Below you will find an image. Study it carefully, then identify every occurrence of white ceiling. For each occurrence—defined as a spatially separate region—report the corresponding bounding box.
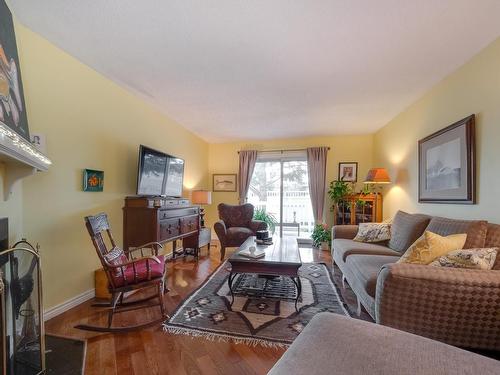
[9,1,500,142]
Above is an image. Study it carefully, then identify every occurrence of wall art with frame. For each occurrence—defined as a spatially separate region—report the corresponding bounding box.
[418,115,475,204]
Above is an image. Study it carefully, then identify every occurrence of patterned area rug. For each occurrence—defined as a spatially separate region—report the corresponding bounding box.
[163,262,349,347]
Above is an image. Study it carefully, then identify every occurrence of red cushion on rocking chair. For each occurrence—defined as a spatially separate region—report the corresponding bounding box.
[104,247,129,276]
[112,255,165,287]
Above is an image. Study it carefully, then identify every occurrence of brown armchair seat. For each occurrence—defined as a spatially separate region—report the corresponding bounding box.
[214,203,267,260]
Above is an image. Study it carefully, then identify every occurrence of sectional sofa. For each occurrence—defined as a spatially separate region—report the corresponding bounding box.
[331,211,500,351]
[268,313,500,375]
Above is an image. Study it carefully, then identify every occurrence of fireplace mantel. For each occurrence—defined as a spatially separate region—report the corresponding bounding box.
[0,123,52,201]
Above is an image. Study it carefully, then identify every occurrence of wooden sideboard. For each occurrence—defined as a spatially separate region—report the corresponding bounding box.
[123,196,200,256]
[333,193,383,225]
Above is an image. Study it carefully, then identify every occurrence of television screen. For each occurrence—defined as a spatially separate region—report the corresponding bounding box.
[164,157,185,197]
[137,146,168,196]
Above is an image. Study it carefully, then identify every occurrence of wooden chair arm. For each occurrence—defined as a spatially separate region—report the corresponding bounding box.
[104,255,161,268]
[127,242,163,258]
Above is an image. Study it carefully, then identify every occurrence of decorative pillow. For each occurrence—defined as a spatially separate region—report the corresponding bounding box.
[388,211,431,253]
[398,231,467,265]
[104,246,128,276]
[425,217,488,249]
[354,223,391,243]
[430,248,498,270]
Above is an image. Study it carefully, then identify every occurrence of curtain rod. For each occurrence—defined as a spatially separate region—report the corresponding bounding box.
[237,147,330,154]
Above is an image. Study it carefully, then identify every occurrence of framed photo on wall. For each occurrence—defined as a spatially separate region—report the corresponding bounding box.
[338,162,358,182]
[83,169,104,192]
[418,115,476,204]
[213,174,237,192]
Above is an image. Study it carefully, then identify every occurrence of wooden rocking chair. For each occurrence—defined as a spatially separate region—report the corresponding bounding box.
[75,213,169,332]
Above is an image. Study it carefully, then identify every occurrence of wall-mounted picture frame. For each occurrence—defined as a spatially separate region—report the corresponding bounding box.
[418,115,476,204]
[0,0,30,141]
[213,174,237,192]
[338,162,358,182]
[83,169,104,192]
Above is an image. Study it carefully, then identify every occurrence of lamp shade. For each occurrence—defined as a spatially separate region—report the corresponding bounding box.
[364,168,391,184]
[192,190,212,205]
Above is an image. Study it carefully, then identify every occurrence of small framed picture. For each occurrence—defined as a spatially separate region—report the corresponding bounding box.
[83,169,104,192]
[31,133,47,153]
[213,174,237,192]
[338,162,358,182]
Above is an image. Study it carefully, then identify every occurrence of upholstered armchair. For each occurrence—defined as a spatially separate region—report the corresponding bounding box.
[214,203,267,260]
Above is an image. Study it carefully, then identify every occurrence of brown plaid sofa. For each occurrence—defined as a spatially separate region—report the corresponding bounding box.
[332,211,500,351]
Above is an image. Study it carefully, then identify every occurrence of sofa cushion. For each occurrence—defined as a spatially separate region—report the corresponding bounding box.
[426,217,488,248]
[485,223,500,248]
[333,239,401,262]
[388,211,431,253]
[398,231,467,265]
[268,313,500,375]
[354,223,391,243]
[485,224,500,269]
[430,248,498,270]
[346,254,400,297]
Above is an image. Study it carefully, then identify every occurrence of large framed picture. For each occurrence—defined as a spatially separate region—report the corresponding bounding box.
[338,162,358,182]
[0,0,30,140]
[418,115,476,204]
[213,174,237,192]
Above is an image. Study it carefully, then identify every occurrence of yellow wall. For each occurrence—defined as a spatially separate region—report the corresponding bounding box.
[0,164,23,242]
[374,37,500,223]
[12,22,209,309]
[206,135,374,228]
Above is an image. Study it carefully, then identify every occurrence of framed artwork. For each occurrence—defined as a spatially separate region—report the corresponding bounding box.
[83,169,104,192]
[418,115,476,204]
[338,162,358,182]
[213,174,237,192]
[0,0,30,140]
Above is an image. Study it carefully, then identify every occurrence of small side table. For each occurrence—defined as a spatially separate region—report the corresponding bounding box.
[182,227,212,259]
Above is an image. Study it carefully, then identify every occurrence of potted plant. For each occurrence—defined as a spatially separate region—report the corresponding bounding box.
[253,208,278,235]
[328,180,354,207]
[311,223,331,250]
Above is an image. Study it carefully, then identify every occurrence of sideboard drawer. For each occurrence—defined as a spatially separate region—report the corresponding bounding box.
[180,215,199,234]
[160,218,180,240]
[159,207,199,220]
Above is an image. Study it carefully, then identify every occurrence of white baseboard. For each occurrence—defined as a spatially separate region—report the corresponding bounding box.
[44,289,95,321]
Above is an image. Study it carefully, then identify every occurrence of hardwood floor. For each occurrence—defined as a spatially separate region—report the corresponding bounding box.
[46,244,335,375]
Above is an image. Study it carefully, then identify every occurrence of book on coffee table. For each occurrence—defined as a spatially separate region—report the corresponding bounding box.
[238,249,266,259]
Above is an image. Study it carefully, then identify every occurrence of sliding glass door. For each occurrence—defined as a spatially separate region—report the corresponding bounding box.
[247,152,314,238]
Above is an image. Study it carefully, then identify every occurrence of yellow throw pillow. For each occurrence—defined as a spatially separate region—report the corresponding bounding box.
[398,231,467,265]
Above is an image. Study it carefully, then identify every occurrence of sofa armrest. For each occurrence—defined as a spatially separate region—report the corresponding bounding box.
[249,219,267,233]
[375,263,500,350]
[332,225,359,240]
[214,220,227,245]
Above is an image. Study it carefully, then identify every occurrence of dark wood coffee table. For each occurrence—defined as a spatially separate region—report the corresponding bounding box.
[227,236,303,311]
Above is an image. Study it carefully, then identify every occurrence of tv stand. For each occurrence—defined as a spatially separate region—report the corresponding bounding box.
[123,196,200,258]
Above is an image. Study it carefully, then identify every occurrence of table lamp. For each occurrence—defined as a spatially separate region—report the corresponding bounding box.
[364,168,391,185]
[192,190,212,228]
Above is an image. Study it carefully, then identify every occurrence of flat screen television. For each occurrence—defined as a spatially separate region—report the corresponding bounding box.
[136,145,185,197]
